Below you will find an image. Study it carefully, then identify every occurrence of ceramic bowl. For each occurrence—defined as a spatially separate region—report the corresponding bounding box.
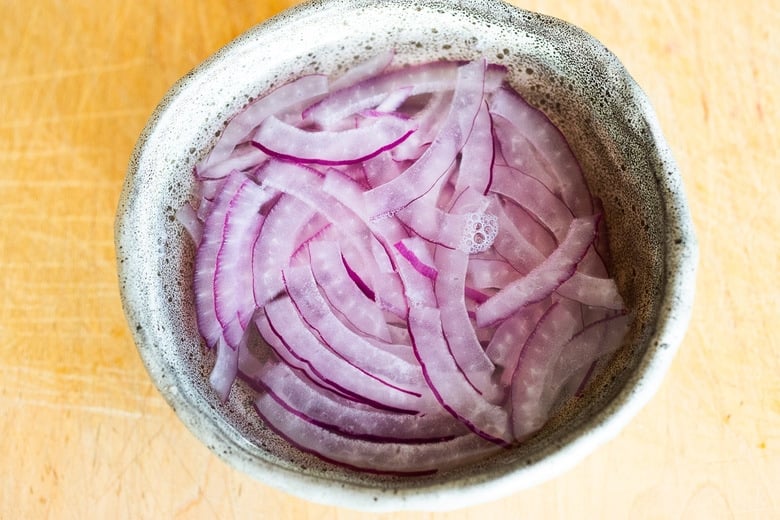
[115,0,698,511]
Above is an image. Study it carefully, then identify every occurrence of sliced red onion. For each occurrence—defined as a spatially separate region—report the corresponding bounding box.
[375,86,414,113]
[537,312,633,410]
[489,87,592,216]
[253,312,355,399]
[209,336,239,402]
[489,198,548,274]
[466,256,519,290]
[396,186,497,253]
[214,179,276,347]
[308,240,392,342]
[252,361,466,443]
[455,101,495,195]
[475,215,598,328]
[200,74,329,174]
[283,265,422,381]
[254,392,502,476]
[394,238,437,280]
[304,60,462,126]
[252,114,416,166]
[391,90,452,161]
[491,115,558,192]
[408,306,512,445]
[490,163,573,241]
[262,298,424,413]
[328,50,395,92]
[486,299,551,388]
[197,144,267,182]
[500,198,558,256]
[364,59,487,219]
[393,238,437,308]
[194,171,246,347]
[185,56,632,474]
[434,245,502,404]
[510,299,580,439]
[251,195,317,307]
[557,271,625,310]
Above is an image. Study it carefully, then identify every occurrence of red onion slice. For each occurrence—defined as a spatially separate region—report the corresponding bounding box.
[209,336,240,402]
[308,240,393,342]
[364,59,487,219]
[304,60,461,126]
[434,245,502,404]
[489,87,592,216]
[475,215,598,328]
[537,311,633,411]
[486,299,551,388]
[252,361,466,443]
[214,179,276,347]
[328,50,395,92]
[490,163,573,241]
[252,114,416,165]
[408,306,512,445]
[510,299,580,439]
[261,298,424,413]
[456,100,496,195]
[254,392,502,476]
[194,171,246,347]
[283,265,421,379]
[251,195,317,307]
[200,74,329,175]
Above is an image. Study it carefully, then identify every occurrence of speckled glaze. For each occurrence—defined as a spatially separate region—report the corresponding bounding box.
[115,0,698,512]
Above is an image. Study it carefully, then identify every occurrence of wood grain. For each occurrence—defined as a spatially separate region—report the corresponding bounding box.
[1,0,777,518]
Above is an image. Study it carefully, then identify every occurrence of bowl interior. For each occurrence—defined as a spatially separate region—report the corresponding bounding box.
[116,0,696,511]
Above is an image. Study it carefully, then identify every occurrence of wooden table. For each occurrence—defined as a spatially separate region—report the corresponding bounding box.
[1,1,777,518]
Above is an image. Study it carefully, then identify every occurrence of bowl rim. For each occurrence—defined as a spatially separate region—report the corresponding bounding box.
[115,0,698,511]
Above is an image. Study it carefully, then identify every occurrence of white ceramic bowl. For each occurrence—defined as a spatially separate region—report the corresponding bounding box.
[115,0,698,511]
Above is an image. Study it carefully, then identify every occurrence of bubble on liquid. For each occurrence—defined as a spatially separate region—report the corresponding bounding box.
[458,212,498,254]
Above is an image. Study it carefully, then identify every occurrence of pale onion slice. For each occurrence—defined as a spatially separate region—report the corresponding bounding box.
[193,171,245,348]
[199,74,329,175]
[363,59,488,219]
[282,265,421,379]
[408,306,512,445]
[213,179,276,347]
[485,299,551,388]
[252,114,416,165]
[262,298,425,414]
[535,311,633,413]
[475,215,598,328]
[434,245,502,404]
[175,202,202,245]
[489,87,592,216]
[308,240,393,342]
[251,361,467,443]
[327,50,395,92]
[490,163,574,241]
[254,391,502,476]
[250,195,317,307]
[510,299,581,439]
[303,60,462,127]
[455,100,496,195]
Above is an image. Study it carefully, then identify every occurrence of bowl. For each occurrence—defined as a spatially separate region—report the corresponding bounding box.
[115,0,698,512]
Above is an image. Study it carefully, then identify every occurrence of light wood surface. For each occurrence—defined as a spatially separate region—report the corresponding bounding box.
[1,1,777,518]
